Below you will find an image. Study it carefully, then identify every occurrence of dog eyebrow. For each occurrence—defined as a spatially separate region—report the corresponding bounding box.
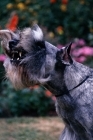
[32,24,43,41]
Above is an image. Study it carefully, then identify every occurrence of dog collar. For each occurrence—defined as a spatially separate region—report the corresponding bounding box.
[55,75,90,97]
[69,75,89,91]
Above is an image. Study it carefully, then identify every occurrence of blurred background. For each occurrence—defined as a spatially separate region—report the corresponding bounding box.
[0,0,93,117]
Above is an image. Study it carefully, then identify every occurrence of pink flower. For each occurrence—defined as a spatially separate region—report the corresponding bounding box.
[75,56,87,63]
[78,39,86,46]
[71,43,77,49]
[57,44,64,49]
[72,49,80,57]
[73,46,93,57]
[74,38,86,46]
[0,54,6,62]
[80,46,93,56]
[57,39,93,63]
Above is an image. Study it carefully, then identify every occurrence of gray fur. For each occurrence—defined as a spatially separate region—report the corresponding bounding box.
[1,25,93,140]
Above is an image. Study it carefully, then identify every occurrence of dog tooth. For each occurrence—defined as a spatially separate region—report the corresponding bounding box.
[17,58,19,60]
[19,52,22,57]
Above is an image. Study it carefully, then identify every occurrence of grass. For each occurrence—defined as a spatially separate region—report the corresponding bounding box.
[0,117,65,140]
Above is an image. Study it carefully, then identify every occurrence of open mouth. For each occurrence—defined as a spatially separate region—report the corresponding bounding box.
[5,48,27,64]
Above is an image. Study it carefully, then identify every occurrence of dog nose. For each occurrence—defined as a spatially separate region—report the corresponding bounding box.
[9,39,19,49]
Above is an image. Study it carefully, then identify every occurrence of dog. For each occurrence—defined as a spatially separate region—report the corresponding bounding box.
[0,25,93,140]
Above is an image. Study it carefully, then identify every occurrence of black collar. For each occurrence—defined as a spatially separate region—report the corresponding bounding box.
[55,75,89,97]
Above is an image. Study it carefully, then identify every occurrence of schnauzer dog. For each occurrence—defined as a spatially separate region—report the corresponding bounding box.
[0,25,93,140]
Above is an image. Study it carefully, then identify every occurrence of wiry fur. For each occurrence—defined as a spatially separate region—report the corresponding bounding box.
[0,25,57,89]
[3,59,24,89]
[1,25,93,140]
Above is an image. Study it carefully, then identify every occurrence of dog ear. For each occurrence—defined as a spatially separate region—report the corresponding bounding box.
[57,42,73,65]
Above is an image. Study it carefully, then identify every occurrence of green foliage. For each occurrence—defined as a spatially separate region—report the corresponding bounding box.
[0,81,54,117]
[0,62,5,96]
[0,0,93,45]
[0,0,93,117]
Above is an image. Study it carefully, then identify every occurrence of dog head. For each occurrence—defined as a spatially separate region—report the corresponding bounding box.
[0,25,73,89]
[0,25,59,89]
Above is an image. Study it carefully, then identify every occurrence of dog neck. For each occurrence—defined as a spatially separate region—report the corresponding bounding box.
[64,60,91,92]
[44,60,91,97]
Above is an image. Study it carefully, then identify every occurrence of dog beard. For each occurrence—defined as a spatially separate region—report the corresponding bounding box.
[0,25,58,89]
